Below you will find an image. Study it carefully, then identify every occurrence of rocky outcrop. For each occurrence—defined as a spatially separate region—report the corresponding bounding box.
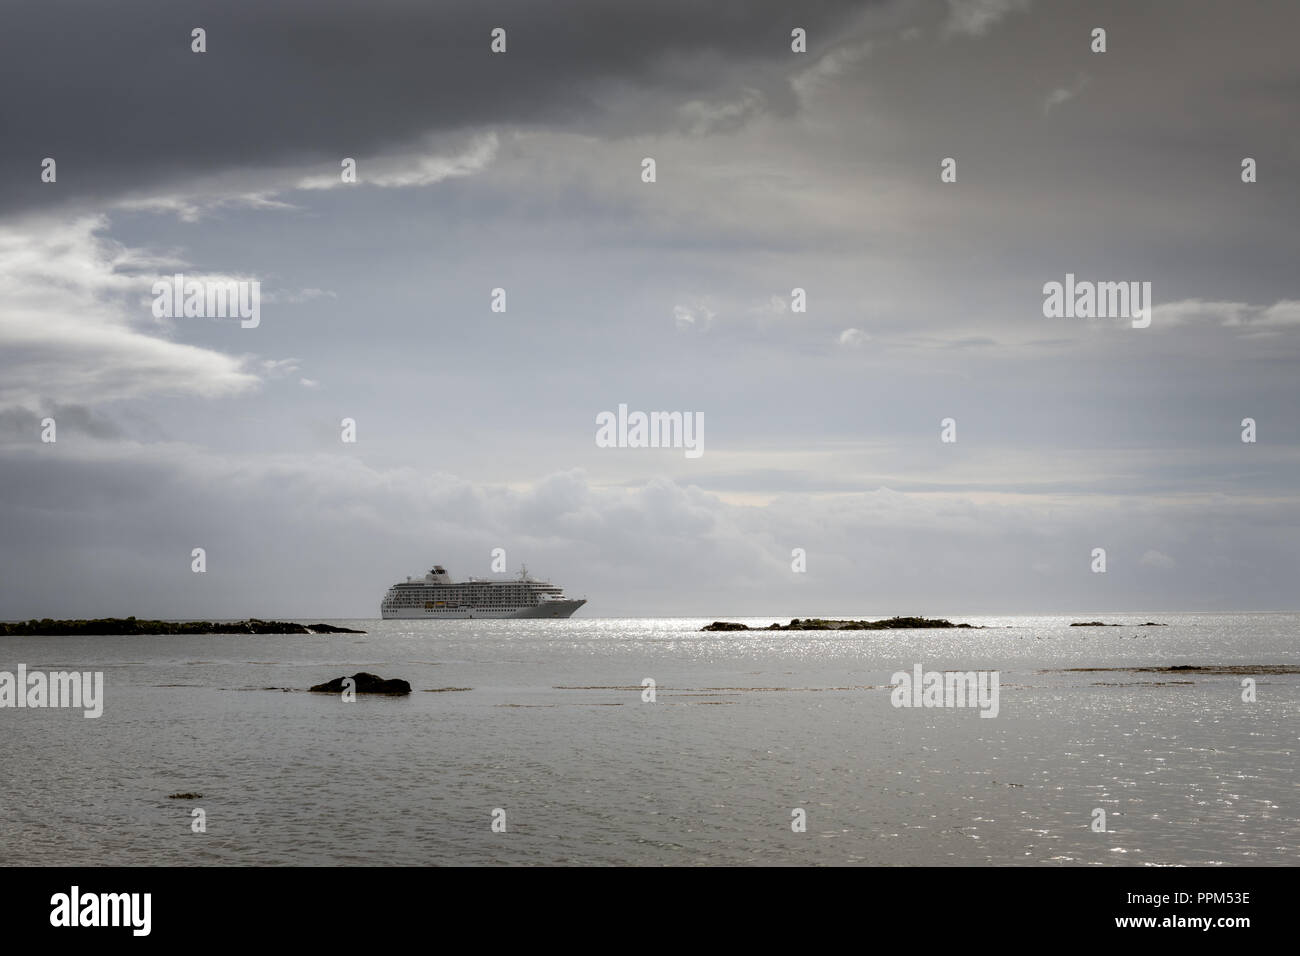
[0,618,365,636]
[309,672,411,695]
[1060,664,1298,675]
[703,616,975,631]
[1069,621,1166,627]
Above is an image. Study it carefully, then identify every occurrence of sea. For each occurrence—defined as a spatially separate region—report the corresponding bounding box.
[1,613,1295,866]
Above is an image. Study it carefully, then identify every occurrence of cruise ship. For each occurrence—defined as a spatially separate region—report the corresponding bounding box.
[380,564,586,619]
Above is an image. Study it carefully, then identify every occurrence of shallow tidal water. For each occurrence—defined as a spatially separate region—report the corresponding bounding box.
[1,613,1296,866]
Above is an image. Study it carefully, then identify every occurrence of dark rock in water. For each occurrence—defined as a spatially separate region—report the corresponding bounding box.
[792,616,968,630]
[704,616,975,632]
[167,792,203,799]
[309,672,411,695]
[1060,664,1299,676]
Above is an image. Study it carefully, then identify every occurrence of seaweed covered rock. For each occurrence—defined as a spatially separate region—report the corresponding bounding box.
[309,672,411,695]
[703,616,976,632]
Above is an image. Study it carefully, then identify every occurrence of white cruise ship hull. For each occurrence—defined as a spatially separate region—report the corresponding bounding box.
[382,599,586,620]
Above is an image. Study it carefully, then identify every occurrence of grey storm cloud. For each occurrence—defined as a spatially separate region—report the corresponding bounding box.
[0,0,872,216]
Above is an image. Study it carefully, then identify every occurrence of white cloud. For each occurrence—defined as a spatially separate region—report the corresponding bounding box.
[791,39,873,100]
[261,358,302,378]
[108,133,499,223]
[116,192,297,224]
[678,89,767,136]
[1153,298,1300,333]
[944,0,1032,37]
[839,328,869,347]
[673,301,717,330]
[296,133,499,191]
[0,215,261,413]
[1139,549,1176,569]
[260,287,338,305]
[1044,73,1090,113]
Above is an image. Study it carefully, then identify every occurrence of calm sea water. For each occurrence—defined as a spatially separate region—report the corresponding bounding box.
[1,613,1296,866]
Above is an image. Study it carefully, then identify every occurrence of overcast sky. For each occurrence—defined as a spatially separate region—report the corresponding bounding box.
[2,0,1298,618]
